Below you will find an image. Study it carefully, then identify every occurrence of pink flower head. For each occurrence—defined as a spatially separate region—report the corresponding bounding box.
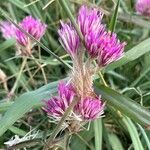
[135,0,150,16]
[85,24,105,58]
[15,16,47,54]
[15,28,29,47]
[20,16,47,40]
[58,21,80,58]
[43,82,75,120]
[97,32,126,67]
[0,21,16,39]
[76,97,105,120]
[78,5,103,36]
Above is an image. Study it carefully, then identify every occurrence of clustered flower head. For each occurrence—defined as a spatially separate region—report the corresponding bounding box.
[43,82,104,132]
[0,16,47,56]
[135,0,150,16]
[43,5,126,133]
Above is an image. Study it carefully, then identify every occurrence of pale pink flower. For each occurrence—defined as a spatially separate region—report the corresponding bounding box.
[0,21,16,39]
[135,0,150,16]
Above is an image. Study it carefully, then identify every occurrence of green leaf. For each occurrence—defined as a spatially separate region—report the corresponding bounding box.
[0,80,60,136]
[8,0,30,13]
[94,119,103,150]
[106,38,150,71]
[108,133,124,150]
[0,39,15,53]
[109,0,120,32]
[122,117,144,150]
[94,84,150,126]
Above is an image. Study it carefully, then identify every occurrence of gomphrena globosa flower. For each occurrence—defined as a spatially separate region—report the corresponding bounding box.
[77,5,103,37]
[43,5,126,133]
[135,0,150,16]
[0,16,47,56]
[43,82,104,132]
[0,21,16,39]
[15,16,47,56]
[97,32,126,67]
[43,82,75,122]
[58,21,80,58]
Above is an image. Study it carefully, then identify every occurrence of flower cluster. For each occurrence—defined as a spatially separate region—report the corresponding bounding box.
[0,16,46,56]
[58,5,126,67]
[43,5,126,132]
[135,0,150,16]
[43,82,104,132]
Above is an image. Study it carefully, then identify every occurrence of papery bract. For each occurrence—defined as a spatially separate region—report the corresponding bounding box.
[78,5,103,36]
[43,82,75,120]
[58,21,80,58]
[97,32,126,67]
[76,97,105,120]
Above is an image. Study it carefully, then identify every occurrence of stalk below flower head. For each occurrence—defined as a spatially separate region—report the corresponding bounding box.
[0,21,16,39]
[58,21,80,58]
[135,0,150,16]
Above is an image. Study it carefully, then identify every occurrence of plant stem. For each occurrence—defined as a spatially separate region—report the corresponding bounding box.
[9,57,27,96]
[98,71,108,87]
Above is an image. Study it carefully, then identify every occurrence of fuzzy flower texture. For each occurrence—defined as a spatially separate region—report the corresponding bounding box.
[0,16,46,56]
[135,0,150,16]
[43,5,126,132]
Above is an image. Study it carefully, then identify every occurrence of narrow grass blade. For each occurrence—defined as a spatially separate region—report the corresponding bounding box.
[122,117,144,150]
[108,133,124,150]
[95,84,150,126]
[0,80,60,136]
[94,119,103,150]
[109,0,120,32]
[106,38,150,71]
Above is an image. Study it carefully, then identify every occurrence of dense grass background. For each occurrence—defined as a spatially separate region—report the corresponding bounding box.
[0,0,150,149]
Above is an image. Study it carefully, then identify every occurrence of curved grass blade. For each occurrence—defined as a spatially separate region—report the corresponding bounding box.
[109,0,120,32]
[106,38,150,71]
[94,84,150,126]
[0,80,60,136]
[122,117,144,150]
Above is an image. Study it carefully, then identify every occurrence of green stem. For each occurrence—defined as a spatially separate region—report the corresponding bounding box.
[9,57,27,96]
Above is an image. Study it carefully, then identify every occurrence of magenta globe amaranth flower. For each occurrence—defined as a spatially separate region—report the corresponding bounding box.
[0,21,16,39]
[43,82,75,121]
[84,24,105,58]
[43,81,105,132]
[97,32,126,67]
[20,16,47,40]
[58,21,80,58]
[78,5,103,36]
[135,0,150,16]
[15,16,47,55]
[76,97,105,120]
